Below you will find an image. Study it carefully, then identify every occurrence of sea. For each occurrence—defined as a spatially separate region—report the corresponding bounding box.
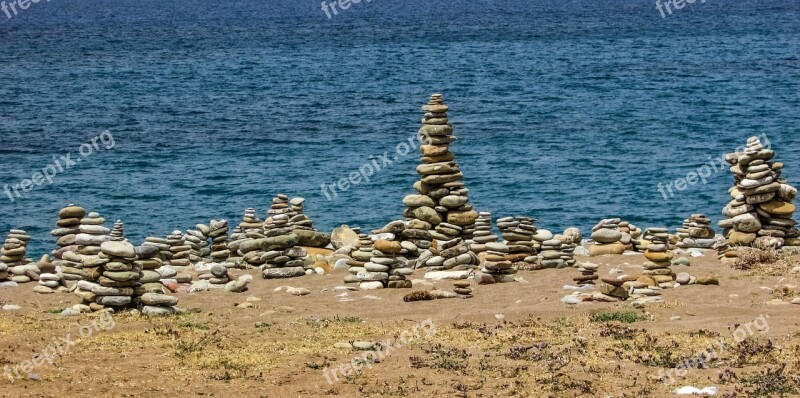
[0,0,798,255]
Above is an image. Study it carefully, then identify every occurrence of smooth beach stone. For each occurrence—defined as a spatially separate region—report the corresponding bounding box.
[374,240,403,254]
[759,200,796,216]
[141,293,178,306]
[411,206,442,225]
[59,206,86,219]
[96,296,132,306]
[402,195,436,208]
[142,306,176,317]
[103,271,140,282]
[101,241,136,258]
[364,262,390,272]
[588,242,625,256]
[591,229,622,243]
[262,266,306,279]
[439,195,468,208]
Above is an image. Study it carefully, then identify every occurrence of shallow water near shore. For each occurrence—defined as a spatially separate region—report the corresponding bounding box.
[0,0,798,255]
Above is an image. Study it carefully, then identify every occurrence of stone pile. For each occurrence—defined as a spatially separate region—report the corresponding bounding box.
[539,238,566,269]
[165,230,191,268]
[76,212,110,257]
[476,241,517,283]
[184,229,207,263]
[642,228,675,287]
[618,221,638,251]
[719,135,799,251]
[238,208,263,232]
[287,197,315,230]
[88,241,140,310]
[1,230,31,267]
[676,214,716,249]
[267,194,291,220]
[199,263,231,287]
[51,204,85,264]
[110,220,125,241]
[470,212,498,254]
[418,237,478,270]
[589,218,626,256]
[207,220,230,262]
[134,245,165,288]
[558,235,578,267]
[363,236,413,289]
[400,219,433,261]
[401,94,478,244]
[497,216,537,268]
[347,232,374,273]
[453,280,473,298]
[142,236,171,265]
[253,234,307,279]
[573,262,599,286]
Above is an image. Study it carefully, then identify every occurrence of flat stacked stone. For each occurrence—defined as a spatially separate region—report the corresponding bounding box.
[642,227,675,287]
[419,237,478,270]
[719,136,798,252]
[676,214,716,249]
[574,262,599,286]
[589,218,626,256]
[470,212,498,254]
[75,212,110,257]
[497,216,537,268]
[110,220,125,241]
[401,94,479,245]
[453,280,473,298]
[206,219,230,262]
[165,230,191,268]
[36,255,63,294]
[51,205,84,265]
[531,229,553,256]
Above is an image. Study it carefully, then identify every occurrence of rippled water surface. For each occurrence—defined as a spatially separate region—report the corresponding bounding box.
[0,0,798,254]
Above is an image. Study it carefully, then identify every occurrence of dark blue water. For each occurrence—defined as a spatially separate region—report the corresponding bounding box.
[1,0,798,255]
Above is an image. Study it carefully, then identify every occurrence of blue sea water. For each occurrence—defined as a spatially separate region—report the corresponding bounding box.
[0,0,798,255]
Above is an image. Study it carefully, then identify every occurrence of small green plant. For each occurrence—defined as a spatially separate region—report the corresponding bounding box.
[590,311,648,324]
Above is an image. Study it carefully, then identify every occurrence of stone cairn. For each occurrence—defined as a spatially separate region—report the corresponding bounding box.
[557,234,578,268]
[2,230,36,284]
[401,94,479,246]
[76,212,110,257]
[2,230,31,267]
[539,237,566,269]
[347,232,374,274]
[676,214,716,249]
[207,219,230,263]
[51,205,84,269]
[184,229,207,263]
[589,218,626,256]
[199,263,231,287]
[642,228,675,288]
[497,216,537,268]
[267,194,291,220]
[368,236,413,289]
[476,241,516,284]
[89,241,140,311]
[470,212,498,255]
[239,208,263,232]
[718,135,798,257]
[573,261,599,286]
[453,280,473,298]
[142,235,170,265]
[110,220,125,241]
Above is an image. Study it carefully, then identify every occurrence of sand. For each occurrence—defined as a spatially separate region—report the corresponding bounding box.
[1,251,799,398]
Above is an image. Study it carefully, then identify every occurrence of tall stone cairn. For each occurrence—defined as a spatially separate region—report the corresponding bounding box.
[110,220,125,241]
[718,135,799,255]
[402,94,479,247]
